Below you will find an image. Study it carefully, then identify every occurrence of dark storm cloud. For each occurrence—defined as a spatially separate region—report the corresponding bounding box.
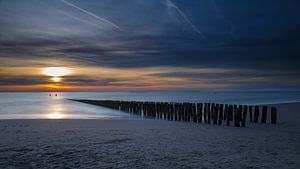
[0,0,300,90]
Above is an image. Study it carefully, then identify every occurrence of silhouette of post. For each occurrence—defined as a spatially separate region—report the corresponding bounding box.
[197,103,202,123]
[254,106,259,123]
[241,105,247,127]
[249,106,253,122]
[271,107,277,124]
[234,105,240,127]
[218,104,223,125]
[261,106,267,123]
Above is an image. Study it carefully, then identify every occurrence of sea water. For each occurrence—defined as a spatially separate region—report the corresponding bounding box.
[0,91,299,119]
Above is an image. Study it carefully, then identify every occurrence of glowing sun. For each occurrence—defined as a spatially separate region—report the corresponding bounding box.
[48,112,64,119]
[43,67,70,82]
[51,77,62,82]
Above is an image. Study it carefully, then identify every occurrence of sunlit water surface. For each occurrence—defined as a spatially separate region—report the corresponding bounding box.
[0,91,299,119]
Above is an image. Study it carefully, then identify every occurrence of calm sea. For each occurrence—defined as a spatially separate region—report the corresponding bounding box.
[0,91,299,119]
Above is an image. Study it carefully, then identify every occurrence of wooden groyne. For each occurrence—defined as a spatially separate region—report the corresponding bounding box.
[70,99,277,127]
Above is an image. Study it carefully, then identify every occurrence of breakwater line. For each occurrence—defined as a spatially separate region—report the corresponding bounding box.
[70,99,277,127]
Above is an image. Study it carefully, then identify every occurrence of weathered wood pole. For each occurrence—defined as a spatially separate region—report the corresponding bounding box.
[226,105,230,126]
[234,105,240,127]
[197,103,202,123]
[238,105,243,127]
[180,103,183,121]
[170,103,174,121]
[187,103,192,122]
[192,103,197,123]
[223,104,228,121]
[169,103,173,120]
[174,103,178,121]
[158,102,161,119]
[204,103,207,123]
[168,103,172,120]
[166,103,170,120]
[213,104,218,125]
[152,102,156,118]
[165,102,168,120]
[241,105,248,127]
[190,103,193,122]
[249,106,253,122]
[218,104,223,125]
[230,105,234,121]
[207,103,211,124]
[178,103,182,121]
[238,105,243,123]
[186,103,190,122]
[261,106,267,123]
[271,107,277,124]
[254,106,259,123]
[181,103,185,121]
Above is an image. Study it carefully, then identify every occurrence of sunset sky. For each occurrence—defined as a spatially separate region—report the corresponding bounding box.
[0,0,299,91]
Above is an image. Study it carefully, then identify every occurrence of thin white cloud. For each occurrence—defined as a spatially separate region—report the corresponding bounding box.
[57,9,106,30]
[164,0,206,39]
[61,0,122,31]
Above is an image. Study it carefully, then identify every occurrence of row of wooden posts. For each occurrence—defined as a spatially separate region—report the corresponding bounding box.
[73,100,277,127]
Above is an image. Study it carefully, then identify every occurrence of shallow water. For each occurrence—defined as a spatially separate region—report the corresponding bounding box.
[0,92,133,119]
[0,91,299,119]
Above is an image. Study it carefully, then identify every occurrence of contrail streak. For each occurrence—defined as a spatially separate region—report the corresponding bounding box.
[57,9,105,30]
[210,0,235,35]
[164,0,206,39]
[36,0,105,30]
[61,0,121,31]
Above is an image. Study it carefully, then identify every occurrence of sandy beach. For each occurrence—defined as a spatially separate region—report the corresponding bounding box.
[1,0,299,168]
[0,102,299,169]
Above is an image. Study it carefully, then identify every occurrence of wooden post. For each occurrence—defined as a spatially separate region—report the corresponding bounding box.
[174,103,178,121]
[261,106,267,123]
[179,103,182,121]
[223,104,228,121]
[192,103,197,123]
[152,102,155,118]
[238,105,243,123]
[241,105,247,127]
[208,103,211,124]
[169,103,172,120]
[254,106,259,123]
[226,105,230,126]
[190,103,194,122]
[271,107,277,124]
[204,103,207,123]
[213,104,218,125]
[166,103,170,120]
[188,103,191,122]
[183,103,186,121]
[218,104,223,125]
[197,103,202,123]
[249,106,253,122]
[230,105,234,121]
[186,103,190,122]
[234,105,240,127]
[170,102,174,121]
[177,103,180,121]
[165,102,167,120]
